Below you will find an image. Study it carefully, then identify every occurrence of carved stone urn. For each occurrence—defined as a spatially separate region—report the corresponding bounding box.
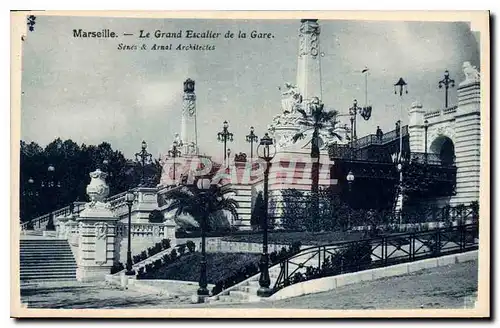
[86,169,110,203]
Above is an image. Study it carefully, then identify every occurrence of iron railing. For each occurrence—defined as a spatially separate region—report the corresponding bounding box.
[273,223,479,291]
[350,125,409,149]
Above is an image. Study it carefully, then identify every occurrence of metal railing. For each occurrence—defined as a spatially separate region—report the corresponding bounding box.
[350,125,409,149]
[273,223,479,291]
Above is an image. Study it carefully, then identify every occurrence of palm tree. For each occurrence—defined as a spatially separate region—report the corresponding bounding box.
[292,97,342,231]
[165,182,239,231]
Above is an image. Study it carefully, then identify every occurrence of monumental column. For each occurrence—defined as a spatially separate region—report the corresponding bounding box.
[296,19,322,107]
[181,78,199,156]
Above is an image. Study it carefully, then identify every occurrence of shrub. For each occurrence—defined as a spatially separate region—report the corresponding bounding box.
[170,249,178,261]
[149,209,164,223]
[177,244,186,256]
[251,191,265,229]
[45,215,56,231]
[162,253,171,264]
[110,262,124,274]
[186,240,196,253]
[161,238,171,250]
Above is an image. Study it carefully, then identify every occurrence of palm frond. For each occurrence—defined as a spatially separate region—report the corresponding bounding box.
[296,108,308,119]
[292,132,306,143]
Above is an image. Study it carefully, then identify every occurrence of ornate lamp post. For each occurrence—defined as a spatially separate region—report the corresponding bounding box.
[256,132,276,297]
[394,77,408,226]
[196,177,211,297]
[346,170,355,230]
[135,140,153,186]
[438,70,455,109]
[125,190,136,275]
[424,119,429,163]
[168,140,182,184]
[217,121,233,166]
[245,126,259,161]
[348,96,373,142]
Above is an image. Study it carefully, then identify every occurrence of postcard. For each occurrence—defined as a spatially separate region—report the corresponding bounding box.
[10,10,490,318]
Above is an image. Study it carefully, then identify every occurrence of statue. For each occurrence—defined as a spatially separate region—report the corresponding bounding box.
[174,133,183,147]
[280,82,302,114]
[187,141,197,155]
[461,61,480,85]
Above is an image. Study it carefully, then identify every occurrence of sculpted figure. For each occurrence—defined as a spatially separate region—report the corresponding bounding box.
[462,61,480,84]
[280,82,302,114]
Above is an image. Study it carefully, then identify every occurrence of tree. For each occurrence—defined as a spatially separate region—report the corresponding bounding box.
[164,182,239,232]
[250,191,266,230]
[292,98,342,231]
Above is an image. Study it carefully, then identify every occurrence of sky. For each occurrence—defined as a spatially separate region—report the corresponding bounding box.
[20,16,480,160]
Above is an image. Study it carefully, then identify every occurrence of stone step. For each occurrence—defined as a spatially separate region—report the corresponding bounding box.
[21,265,77,271]
[228,290,250,300]
[21,273,76,280]
[238,285,260,294]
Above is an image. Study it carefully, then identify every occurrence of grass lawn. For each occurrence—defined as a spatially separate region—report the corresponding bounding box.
[222,230,366,246]
[140,252,260,284]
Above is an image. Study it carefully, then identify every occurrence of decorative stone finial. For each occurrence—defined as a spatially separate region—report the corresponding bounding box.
[460,61,480,86]
[184,78,195,93]
[86,169,110,203]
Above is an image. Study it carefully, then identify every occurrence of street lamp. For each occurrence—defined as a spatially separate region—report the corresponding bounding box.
[246,126,259,161]
[394,78,408,228]
[196,177,211,297]
[217,121,233,166]
[125,190,136,276]
[346,171,354,230]
[256,132,276,297]
[424,119,429,163]
[438,70,455,109]
[135,140,153,186]
[168,140,182,184]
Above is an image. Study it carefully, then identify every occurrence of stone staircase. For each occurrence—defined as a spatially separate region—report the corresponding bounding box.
[20,238,77,282]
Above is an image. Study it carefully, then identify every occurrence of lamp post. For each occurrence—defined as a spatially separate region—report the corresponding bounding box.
[135,140,153,186]
[394,77,408,226]
[125,190,136,275]
[438,70,455,109]
[196,177,211,297]
[346,170,355,230]
[348,99,361,141]
[217,121,233,167]
[245,126,259,161]
[256,132,276,297]
[424,119,429,163]
[168,140,182,184]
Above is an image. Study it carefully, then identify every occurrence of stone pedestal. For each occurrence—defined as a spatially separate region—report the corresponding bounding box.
[76,203,119,282]
[452,76,480,205]
[408,102,426,153]
[163,218,177,245]
[130,187,158,223]
[76,168,119,282]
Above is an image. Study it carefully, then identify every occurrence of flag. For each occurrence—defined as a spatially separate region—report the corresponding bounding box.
[361,67,369,73]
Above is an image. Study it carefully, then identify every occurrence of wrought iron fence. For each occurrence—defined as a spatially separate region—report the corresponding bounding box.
[273,223,479,292]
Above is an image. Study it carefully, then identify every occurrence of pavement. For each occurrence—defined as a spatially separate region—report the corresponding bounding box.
[19,260,478,310]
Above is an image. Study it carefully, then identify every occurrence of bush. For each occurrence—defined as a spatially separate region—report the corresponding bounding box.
[251,191,265,229]
[149,209,164,223]
[45,215,56,231]
[186,240,196,253]
[177,244,186,256]
[170,249,178,261]
[110,262,125,274]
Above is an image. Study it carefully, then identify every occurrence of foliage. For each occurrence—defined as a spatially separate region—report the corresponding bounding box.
[148,210,164,223]
[250,191,265,229]
[110,262,125,274]
[186,240,196,253]
[45,215,56,231]
[20,138,163,223]
[292,100,342,224]
[137,252,260,285]
[132,238,171,265]
[165,183,239,232]
[177,244,186,256]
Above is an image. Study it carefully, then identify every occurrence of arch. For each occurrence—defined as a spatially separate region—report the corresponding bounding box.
[429,135,455,166]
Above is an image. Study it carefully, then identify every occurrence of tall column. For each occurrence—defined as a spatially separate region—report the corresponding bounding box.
[452,62,481,205]
[76,169,119,282]
[296,19,322,106]
[408,101,425,153]
[181,78,198,156]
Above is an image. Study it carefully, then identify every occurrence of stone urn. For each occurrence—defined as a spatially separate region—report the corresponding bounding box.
[86,169,110,203]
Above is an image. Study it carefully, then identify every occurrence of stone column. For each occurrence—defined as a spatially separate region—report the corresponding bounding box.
[296,19,321,104]
[76,169,119,282]
[451,62,481,205]
[408,101,426,153]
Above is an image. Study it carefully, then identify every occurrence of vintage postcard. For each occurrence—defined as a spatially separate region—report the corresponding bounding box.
[10,11,490,318]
